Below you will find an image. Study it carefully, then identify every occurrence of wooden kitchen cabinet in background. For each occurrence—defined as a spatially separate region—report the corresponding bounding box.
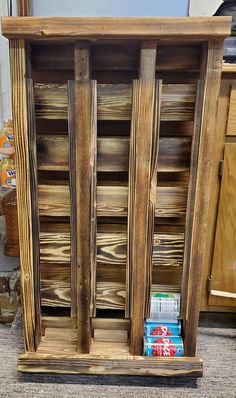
[201,67,236,312]
[2,16,231,376]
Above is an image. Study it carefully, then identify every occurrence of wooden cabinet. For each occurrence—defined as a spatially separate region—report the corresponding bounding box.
[210,143,236,305]
[201,68,236,311]
[2,16,231,377]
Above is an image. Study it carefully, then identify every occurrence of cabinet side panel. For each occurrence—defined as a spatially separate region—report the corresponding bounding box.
[9,39,41,351]
[184,40,224,356]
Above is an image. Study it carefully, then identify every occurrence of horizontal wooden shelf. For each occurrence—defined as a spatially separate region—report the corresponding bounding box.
[31,43,201,72]
[41,317,130,332]
[17,328,203,376]
[37,135,191,173]
[39,227,183,309]
[38,183,188,217]
[34,83,196,121]
[40,280,181,310]
[39,231,184,267]
[42,316,77,332]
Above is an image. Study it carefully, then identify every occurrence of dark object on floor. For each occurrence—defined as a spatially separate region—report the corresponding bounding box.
[214,0,236,34]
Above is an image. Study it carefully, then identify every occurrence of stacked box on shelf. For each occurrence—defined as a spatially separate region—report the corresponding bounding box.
[144,292,184,357]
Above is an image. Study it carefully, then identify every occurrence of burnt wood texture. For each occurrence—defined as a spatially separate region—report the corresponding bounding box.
[73,42,93,353]
[3,16,231,376]
[9,40,41,352]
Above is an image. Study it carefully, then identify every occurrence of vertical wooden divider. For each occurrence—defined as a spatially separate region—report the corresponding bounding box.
[129,42,157,355]
[72,42,96,353]
[90,81,97,318]
[9,40,41,351]
[145,80,162,317]
[68,80,77,319]
[183,41,224,356]
[180,80,202,322]
[126,80,138,319]
[68,79,97,324]
[26,78,42,349]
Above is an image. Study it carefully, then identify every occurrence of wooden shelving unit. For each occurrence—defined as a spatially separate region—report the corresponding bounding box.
[1,16,231,377]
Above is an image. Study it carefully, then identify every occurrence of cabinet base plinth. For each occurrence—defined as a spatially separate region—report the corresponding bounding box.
[18,354,203,377]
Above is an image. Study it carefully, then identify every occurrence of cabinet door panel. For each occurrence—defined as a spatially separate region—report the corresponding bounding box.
[227,85,236,136]
[209,143,236,306]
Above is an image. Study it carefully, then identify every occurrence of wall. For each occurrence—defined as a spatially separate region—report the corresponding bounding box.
[189,0,222,16]
[32,0,189,17]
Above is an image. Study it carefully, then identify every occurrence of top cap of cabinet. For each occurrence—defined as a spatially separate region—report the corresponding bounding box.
[1,16,232,41]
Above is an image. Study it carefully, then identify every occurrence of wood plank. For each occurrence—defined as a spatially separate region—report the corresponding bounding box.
[97,185,187,217]
[37,135,69,170]
[97,263,182,285]
[129,42,157,355]
[42,317,77,333]
[93,329,128,342]
[91,318,130,331]
[68,79,98,321]
[46,261,182,288]
[39,245,182,289]
[127,80,140,317]
[156,186,187,217]
[38,184,188,218]
[161,84,196,121]
[31,43,200,72]
[97,84,132,120]
[38,185,70,216]
[39,231,184,267]
[209,144,236,306]
[40,280,181,309]
[96,282,126,310]
[90,81,98,317]
[9,39,41,352]
[37,135,191,173]
[226,85,236,135]
[93,45,201,72]
[34,83,196,122]
[183,41,225,356]
[40,263,70,283]
[41,280,70,307]
[68,80,76,318]
[181,80,203,321]
[18,0,32,16]
[40,232,70,264]
[17,354,203,377]
[2,16,231,40]
[74,42,92,353]
[222,63,236,73]
[97,186,128,217]
[160,121,194,136]
[145,80,162,317]
[39,281,114,309]
[26,78,42,349]
[152,266,182,286]
[35,83,68,119]
[98,232,183,267]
